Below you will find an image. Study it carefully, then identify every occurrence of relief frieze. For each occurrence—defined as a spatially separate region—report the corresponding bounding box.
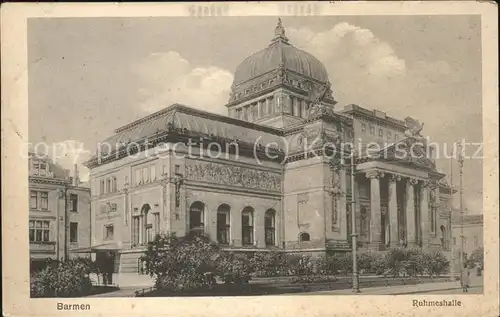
[186,162,282,192]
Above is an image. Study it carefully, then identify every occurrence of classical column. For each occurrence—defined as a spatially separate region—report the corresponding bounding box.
[388,174,400,247]
[257,100,263,119]
[301,100,308,118]
[255,210,265,248]
[248,104,254,122]
[138,215,144,245]
[406,178,418,246]
[366,170,383,249]
[293,97,300,117]
[266,98,271,116]
[420,180,430,247]
[286,95,292,114]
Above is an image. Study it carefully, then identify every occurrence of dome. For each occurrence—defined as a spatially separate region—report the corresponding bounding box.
[232,19,329,87]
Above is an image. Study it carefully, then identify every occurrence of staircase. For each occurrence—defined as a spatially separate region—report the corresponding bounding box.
[119,251,143,273]
[114,250,155,288]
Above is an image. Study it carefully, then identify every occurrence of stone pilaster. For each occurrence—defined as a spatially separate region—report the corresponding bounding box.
[293,96,300,117]
[366,170,383,249]
[406,178,419,246]
[388,174,401,247]
[256,210,266,248]
[420,180,431,247]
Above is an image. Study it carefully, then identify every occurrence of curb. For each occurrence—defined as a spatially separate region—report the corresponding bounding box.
[398,285,481,295]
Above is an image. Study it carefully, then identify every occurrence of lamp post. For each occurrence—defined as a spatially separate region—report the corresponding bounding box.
[458,142,465,287]
[349,148,360,293]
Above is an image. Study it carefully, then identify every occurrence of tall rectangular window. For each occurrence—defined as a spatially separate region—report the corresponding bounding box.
[143,167,149,183]
[369,125,375,135]
[112,176,117,192]
[69,194,78,212]
[150,165,156,181]
[29,220,50,242]
[39,162,47,176]
[40,192,48,210]
[100,180,105,194]
[132,216,140,245]
[104,225,114,241]
[378,129,384,137]
[106,178,111,193]
[70,222,78,242]
[135,169,142,186]
[361,123,367,132]
[30,191,38,209]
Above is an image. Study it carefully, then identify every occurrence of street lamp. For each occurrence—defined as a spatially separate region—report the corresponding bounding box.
[348,147,360,293]
[458,142,465,288]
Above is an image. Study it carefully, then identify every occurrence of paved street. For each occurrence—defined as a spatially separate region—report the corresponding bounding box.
[417,286,483,294]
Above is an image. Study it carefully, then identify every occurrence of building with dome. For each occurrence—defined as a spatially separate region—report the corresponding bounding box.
[84,19,454,275]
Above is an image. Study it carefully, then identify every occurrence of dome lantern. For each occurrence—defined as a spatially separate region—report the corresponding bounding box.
[272,18,289,44]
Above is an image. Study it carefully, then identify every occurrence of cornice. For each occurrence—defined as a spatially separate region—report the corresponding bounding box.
[29,176,71,186]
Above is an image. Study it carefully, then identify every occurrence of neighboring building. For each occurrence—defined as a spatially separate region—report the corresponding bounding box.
[450,213,483,271]
[29,152,91,271]
[84,20,454,274]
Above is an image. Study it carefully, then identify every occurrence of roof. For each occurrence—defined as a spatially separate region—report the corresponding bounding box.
[452,214,483,225]
[341,104,407,130]
[95,103,284,156]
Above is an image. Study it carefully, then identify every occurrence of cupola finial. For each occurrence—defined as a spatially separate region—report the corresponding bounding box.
[273,18,289,43]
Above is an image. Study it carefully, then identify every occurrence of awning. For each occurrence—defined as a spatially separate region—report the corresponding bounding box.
[70,242,122,253]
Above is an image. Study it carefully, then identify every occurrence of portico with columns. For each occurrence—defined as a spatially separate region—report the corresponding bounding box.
[353,143,449,251]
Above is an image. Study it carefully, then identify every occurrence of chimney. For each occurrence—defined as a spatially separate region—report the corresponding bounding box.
[74,164,80,186]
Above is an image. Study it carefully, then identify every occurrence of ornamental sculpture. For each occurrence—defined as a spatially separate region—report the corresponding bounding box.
[100,202,118,214]
[185,162,282,192]
[404,116,424,139]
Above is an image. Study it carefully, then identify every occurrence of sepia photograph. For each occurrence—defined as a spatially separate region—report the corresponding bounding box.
[2,2,498,317]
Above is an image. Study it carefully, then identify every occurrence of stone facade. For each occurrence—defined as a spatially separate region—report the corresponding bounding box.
[29,152,91,270]
[84,20,454,274]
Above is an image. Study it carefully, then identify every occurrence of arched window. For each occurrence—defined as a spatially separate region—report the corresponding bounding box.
[241,207,254,245]
[440,225,446,248]
[265,209,276,246]
[189,201,205,235]
[140,204,153,244]
[217,204,230,245]
[299,232,310,243]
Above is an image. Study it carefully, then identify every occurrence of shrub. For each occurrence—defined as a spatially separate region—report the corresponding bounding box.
[422,250,450,277]
[466,248,484,269]
[30,258,93,297]
[326,252,352,276]
[217,252,252,284]
[141,232,222,292]
[384,247,449,278]
[251,252,288,277]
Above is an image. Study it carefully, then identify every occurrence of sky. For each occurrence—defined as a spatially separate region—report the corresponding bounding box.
[28,16,483,213]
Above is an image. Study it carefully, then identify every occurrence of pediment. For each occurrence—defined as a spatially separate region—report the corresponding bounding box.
[369,137,437,171]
